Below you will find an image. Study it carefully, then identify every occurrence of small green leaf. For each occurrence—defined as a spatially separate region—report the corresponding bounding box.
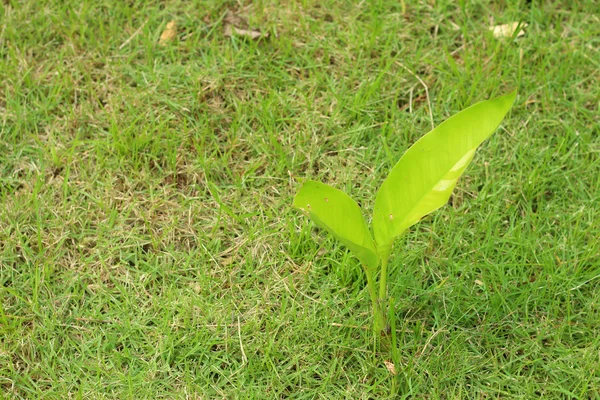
[373,90,517,258]
[293,180,379,271]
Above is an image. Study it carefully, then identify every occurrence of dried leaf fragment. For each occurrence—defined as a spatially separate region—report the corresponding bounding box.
[223,11,268,40]
[490,22,527,38]
[224,25,267,40]
[224,11,248,29]
[384,360,397,375]
[159,20,177,45]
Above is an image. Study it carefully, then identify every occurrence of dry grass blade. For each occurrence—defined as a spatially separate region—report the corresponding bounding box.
[119,19,148,49]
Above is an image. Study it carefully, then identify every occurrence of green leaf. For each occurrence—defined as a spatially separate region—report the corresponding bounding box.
[293,180,380,271]
[373,90,517,258]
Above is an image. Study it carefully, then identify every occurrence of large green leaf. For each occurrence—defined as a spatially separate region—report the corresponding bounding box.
[373,90,517,258]
[294,180,380,271]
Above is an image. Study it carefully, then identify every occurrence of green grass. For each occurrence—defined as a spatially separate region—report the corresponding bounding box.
[1,0,599,398]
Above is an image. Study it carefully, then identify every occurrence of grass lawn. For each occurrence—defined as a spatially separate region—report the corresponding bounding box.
[1,0,599,398]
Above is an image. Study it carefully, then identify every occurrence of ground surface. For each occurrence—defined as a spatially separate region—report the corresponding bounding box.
[1,0,599,398]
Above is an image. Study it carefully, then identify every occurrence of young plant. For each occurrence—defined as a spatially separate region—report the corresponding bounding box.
[293,91,516,336]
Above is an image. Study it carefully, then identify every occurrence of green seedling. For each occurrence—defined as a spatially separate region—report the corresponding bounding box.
[293,90,517,336]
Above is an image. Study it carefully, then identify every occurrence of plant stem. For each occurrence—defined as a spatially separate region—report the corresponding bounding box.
[389,297,399,367]
[378,257,388,303]
[363,265,384,334]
